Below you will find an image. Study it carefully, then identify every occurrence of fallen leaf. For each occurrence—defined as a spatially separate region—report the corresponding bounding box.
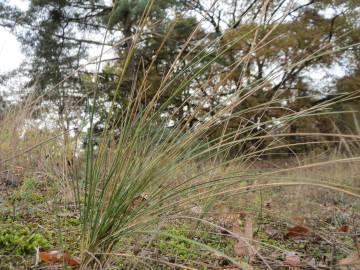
[292,216,305,226]
[214,201,229,216]
[131,193,149,209]
[36,249,80,267]
[214,200,238,229]
[233,217,256,257]
[38,250,63,263]
[284,253,301,267]
[234,237,251,257]
[264,225,278,237]
[338,224,350,232]
[63,251,81,267]
[338,253,360,268]
[285,225,310,238]
[238,211,247,219]
[244,217,253,239]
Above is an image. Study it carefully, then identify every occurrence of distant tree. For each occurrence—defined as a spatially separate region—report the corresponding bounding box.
[1,0,359,155]
[0,0,185,128]
[187,0,360,154]
[90,14,207,130]
[105,0,181,82]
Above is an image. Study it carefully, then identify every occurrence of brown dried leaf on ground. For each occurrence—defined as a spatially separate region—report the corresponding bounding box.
[214,200,244,229]
[35,249,80,267]
[264,225,278,237]
[233,217,256,257]
[214,200,230,218]
[284,252,301,267]
[338,224,350,232]
[338,243,360,270]
[292,216,306,226]
[285,225,310,238]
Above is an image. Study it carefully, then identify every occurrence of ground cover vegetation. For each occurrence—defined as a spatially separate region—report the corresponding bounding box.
[0,0,360,269]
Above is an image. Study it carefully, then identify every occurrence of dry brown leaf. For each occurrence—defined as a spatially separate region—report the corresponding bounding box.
[285,225,310,238]
[338,224,350,232]
[63,252,81,267]
[264,225,278,237]
[234,235,252,257]
[233,217,255,257]
[131,193,149,209]
[284,253,301,267]
[38,250,62,263]
[338,251,360,269]
[244,217,253,240]
[292,216,305,226]
[214,201,229,216]
[36,249,80,267]
[214,200,239,229]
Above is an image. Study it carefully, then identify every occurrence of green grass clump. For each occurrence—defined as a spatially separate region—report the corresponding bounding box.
[11,178,44,204]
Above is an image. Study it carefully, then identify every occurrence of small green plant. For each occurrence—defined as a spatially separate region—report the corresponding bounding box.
[65,216,81,226]
[159,226,198,259]
[0,224,50,254]
[11,178,44,204]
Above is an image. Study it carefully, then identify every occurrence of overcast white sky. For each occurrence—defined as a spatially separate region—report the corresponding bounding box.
[0,0,115,74]
[0,0,347,85]
[0,0,28,73]
[0,29,24,72]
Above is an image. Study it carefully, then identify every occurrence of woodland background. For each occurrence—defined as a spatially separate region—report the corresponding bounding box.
[0,0,359,155]
[0,1,360,269]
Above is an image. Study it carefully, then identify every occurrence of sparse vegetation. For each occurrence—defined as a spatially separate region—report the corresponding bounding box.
[0,0,360,269]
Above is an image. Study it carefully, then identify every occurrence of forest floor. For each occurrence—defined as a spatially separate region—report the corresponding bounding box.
[0,157,359,269]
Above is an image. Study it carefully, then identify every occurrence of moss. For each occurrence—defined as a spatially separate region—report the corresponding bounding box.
[157,223,235,265]
[159,226,198,259]
[65,216,80,226]
[0,223,50,255]
[256,230,287,250]
[200,230,234,255]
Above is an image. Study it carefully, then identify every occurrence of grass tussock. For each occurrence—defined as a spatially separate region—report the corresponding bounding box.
[72,1,360,268]
[0,0,360,269]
